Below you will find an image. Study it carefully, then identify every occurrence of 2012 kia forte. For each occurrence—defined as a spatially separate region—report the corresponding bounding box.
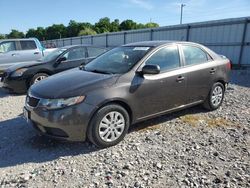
[24,41,231,148]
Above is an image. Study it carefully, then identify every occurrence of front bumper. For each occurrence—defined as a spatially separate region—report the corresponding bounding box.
[1,76,28,94]
[24,102,97,142]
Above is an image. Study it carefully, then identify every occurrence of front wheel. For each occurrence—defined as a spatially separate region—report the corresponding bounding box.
[30,73,49,86]
[203,82,225,110]
[87,104,130,148]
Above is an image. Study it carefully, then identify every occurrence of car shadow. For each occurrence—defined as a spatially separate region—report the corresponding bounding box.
[129,105,207,133]
[0,105,207,169]
[0,87,25,98]
[0,116,98,168]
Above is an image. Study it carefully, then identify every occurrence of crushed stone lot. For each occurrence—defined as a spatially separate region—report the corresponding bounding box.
[0,70,249,188]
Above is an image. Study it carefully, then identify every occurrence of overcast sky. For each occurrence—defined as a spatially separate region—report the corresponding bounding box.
[0,0,249,34]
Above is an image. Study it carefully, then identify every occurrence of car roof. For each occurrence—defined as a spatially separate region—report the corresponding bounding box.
[59,45,107,49]
[122,40,200,47]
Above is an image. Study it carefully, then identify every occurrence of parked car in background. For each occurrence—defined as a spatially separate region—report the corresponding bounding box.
[1,45,107,93]
[44,42,56,49]
[24,41,231,148]
[0,38,56,75]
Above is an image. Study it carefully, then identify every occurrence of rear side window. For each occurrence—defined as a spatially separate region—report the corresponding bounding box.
[87,47,106,57]
[20,41,37,50]
[145,45,180,72]
[182,45,208,66]
[0,41,16,53]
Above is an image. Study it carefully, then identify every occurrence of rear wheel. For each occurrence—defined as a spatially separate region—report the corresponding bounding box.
[87,104,130,148]
[203,82,225,110]
[30,73,49,86]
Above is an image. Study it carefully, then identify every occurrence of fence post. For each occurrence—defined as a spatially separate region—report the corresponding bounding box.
[186,25,190,41]
[62,39,64,47]
[91,36,93,45]
[106,34,108,47]
[70,38,73,45]
[124,32,126,44]
[238,19,248,66]
[150,29,153,41]
[81,36,83,44]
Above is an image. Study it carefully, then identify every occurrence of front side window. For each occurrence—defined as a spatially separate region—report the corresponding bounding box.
[63,47,85,61]
[85,46,151,74]
[145,45,180,72]
[87,47,107,57]
[182,45,208,66]
[0,41,16,53]
[42,48,67,62]
[20,41,37,50]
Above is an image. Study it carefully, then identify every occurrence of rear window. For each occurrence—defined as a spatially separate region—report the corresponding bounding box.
[20,41,37,50]
[0,41,16,53]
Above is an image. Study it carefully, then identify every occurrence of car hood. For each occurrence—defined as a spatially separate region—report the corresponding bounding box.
[7,60,45,72]
[30,68,119,99]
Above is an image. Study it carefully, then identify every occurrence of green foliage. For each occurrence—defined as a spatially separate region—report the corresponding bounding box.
[78,28,97,36]
[0,34,5,39]
[5,18,160,40]
[7,29,25,39]
[144,22,159,28]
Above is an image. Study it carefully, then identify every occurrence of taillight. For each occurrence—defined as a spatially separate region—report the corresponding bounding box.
[227,60,232,70]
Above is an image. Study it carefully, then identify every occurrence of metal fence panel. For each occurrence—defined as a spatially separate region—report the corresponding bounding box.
[108,33,124,46]
[93,35,106,46]
[152,29,187,41]
[126,31,151,43]
[242,46,250,64]
[72,37,81,45]
[42,17,250,66]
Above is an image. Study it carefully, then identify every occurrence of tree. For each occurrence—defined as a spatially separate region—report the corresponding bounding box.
[94,17,111,33]
[67,20,80,37]
[46,24,67,40]
[0,34,5,39]
[144,22,159,28]
[120,20,137,31]
[7,29,25,39]
[78,28,97,36]
[110,19,120,32]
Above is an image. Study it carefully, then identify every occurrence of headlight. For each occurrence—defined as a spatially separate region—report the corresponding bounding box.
[11,68,28,77]
[39,96,85,110]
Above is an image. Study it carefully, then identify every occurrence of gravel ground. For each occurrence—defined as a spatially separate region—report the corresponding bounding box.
[0,70,249,188]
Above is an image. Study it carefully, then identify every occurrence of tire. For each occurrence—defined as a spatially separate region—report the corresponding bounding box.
[203,82,225,110]
[87,104,130,148]
[30,73,49,86]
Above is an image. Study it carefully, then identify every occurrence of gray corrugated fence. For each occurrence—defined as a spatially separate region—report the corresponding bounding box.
[42,17,250,66]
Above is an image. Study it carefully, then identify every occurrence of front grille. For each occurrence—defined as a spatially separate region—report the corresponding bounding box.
[27,95,40,107]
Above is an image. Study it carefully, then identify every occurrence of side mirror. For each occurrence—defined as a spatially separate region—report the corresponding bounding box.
[141,64,160,75]
[57,56,67,63]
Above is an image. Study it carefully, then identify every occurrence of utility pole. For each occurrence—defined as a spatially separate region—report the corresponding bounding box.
[180,4,186,24]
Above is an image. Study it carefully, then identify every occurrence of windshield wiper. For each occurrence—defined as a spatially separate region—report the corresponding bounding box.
[87,69,113,74]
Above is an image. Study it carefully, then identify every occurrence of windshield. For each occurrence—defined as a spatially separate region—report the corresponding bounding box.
[84,46,151,74]
[42,48,67,62]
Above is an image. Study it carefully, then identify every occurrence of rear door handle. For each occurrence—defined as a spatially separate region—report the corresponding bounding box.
[11,53,18,56]
[210,68,216,74]
[176,76,185,82]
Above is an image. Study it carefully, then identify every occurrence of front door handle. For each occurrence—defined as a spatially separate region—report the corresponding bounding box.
[210,68,216,74]
[176,76,185,82]
[34,52,40,55]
